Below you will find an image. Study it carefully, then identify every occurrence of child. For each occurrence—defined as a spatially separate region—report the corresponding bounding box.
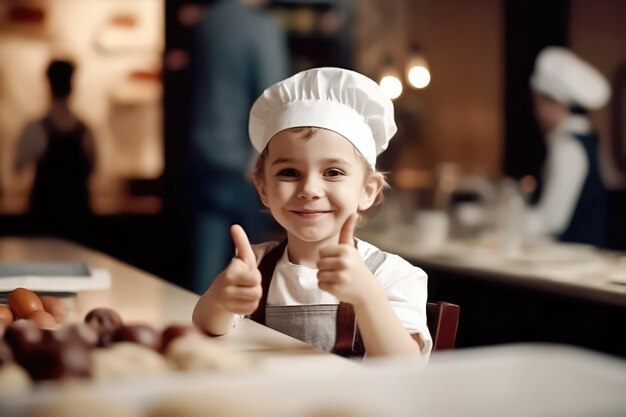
[193,67,432,357]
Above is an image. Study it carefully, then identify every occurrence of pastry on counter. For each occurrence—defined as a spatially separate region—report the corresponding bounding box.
[164,335,254,372]
[92,342,170,380]
[0,363,31,395]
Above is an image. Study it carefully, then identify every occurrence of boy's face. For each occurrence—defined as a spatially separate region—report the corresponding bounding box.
[255,128,381,245]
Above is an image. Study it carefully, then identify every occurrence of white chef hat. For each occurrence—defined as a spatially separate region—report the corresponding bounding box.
[530,46,610,110]
[248,67,397,168]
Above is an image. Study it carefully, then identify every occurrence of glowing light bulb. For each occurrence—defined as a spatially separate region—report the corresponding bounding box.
[407,65,431,89]
[379,75,403,99]
[406,43,431,89]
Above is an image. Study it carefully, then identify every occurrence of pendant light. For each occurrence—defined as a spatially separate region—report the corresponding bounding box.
[406,43,430,89]
[379,55,403,100]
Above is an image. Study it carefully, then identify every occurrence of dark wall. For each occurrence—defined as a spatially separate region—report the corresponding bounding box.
[503,0,570,180]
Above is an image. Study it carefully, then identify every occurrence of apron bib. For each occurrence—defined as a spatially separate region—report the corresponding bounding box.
[266,304,340,352]
[250,241,368,357]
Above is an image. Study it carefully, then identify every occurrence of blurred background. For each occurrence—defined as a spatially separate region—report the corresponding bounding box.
[0,0,625,292]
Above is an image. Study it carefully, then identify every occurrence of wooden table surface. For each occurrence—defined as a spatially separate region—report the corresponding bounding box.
[0,236,351,366]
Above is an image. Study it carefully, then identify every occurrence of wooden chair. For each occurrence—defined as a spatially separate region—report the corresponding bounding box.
[427,301,460,351]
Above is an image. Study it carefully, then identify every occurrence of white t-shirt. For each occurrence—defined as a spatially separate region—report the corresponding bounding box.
[249,238,433,355]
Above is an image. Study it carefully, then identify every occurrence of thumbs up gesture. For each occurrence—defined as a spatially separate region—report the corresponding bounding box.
[212,225,263,315]
[317,214,375,305]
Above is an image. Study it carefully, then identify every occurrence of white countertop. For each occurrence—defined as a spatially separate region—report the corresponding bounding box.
[3,343,626,417]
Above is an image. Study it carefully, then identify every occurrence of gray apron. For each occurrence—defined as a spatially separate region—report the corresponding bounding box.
[250,241,384,357]
[266,304,342,352]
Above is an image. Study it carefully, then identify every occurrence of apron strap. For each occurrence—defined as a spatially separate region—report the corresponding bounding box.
[249,240,287,325]
[333,301,359,357]
[249,240,362,356]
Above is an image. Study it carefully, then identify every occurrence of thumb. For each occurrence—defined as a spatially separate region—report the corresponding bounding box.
[230,225,256,269]
[338,214,357,245]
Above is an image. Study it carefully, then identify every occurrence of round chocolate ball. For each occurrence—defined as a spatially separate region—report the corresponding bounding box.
[59,323,99,348]
[20,338,91,381]
[84,308,123,347]
[112,324,161,351]
[160,323,202,353]
[4,320,44,358]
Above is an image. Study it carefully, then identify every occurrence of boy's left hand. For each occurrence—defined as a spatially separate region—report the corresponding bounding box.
[317,214,377,305]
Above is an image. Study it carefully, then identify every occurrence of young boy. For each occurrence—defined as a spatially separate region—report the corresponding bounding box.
[193,67,432,357]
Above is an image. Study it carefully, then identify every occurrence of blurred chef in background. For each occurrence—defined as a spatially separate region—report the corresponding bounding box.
[14,59,95,244]
[189,0,290,293]
[525,46,610,247]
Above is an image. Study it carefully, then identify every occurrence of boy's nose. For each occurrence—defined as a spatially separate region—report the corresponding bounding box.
[298,176,324,200]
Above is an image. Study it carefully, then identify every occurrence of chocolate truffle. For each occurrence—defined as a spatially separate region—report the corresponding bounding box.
[20,338,91,381]
[84,307,123,347]
[4,320,44,359]
[160,323,202,353]
[56,323,99,348]
[112,324,161,351]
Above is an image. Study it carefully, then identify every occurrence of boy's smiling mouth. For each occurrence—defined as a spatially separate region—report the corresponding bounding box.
[289,209,332,217]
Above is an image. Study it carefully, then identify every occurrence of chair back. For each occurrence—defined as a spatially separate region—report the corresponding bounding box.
[427,301,460,351]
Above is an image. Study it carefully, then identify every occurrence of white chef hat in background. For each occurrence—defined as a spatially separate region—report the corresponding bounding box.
[530,46,611,110]
[248,67,397,168]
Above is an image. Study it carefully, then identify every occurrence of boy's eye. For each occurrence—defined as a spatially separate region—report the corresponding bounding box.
[324,168,345,177]
[277,168,300,177]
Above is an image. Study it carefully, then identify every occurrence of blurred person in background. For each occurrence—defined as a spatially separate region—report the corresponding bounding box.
[14,59,95,244]
[525,46,610,247]
[189,0,290,293]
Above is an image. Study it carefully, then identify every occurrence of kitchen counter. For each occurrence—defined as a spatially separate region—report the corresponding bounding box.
[357,228,626,307]
[357,227,626,356]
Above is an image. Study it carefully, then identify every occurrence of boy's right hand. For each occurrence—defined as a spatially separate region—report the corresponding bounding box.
[213,225,262,315]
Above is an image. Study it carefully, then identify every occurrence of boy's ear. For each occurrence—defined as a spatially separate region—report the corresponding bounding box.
[358,174,384,211]
[254,177,271,208]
